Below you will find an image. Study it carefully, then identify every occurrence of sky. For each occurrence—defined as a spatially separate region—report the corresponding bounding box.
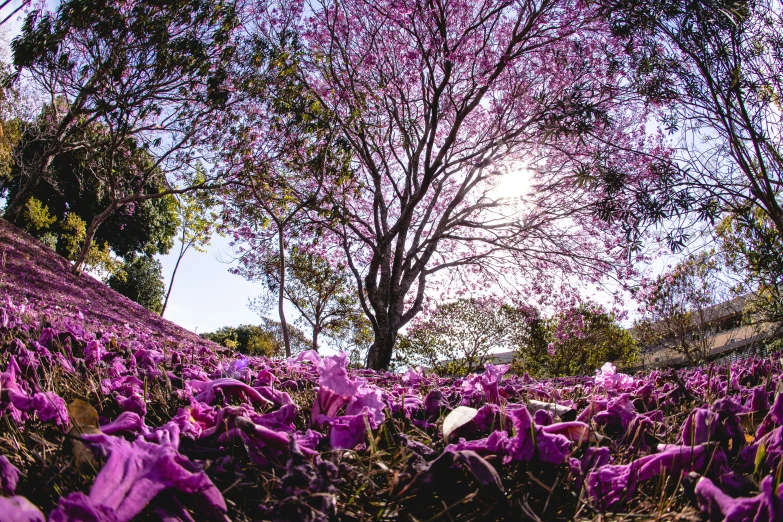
[155,235,262,333]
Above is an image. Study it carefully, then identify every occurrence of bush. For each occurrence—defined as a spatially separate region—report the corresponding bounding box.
[107,255,166,314]
[201,320,310,357]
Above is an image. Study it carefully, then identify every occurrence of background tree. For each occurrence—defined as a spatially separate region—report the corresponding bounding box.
[251,0,663,370]
[107,254,166,314]
[393,298,523,376]
[161,172,218,317]
[512,303,638,378]
[8,0,240,271]
[339,316,375,369]
[201,321,309,357]
[717,210,783,329]
[634,253,743,363]
[594,0,783,252]
[250,247,361,351]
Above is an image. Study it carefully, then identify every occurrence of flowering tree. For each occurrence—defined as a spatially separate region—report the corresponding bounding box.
[394,297,525,375]
[248,0,662,369]
[9,0,240,272]
[634,252,743,363]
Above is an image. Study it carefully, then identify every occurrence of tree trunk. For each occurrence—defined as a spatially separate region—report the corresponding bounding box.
[312,326,319,352]
[278,229,291,357]
[366,319,397,371]
[73,202,118,274]
[3,155,55,223]
[161,243,187,317]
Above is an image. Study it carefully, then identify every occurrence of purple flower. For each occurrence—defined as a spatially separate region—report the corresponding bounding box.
[594,362,634,391]
[0,496,45,522]
[586,444,721,509]
[681,408,719,445]
[424,389,449,418]
[100,412,145,437]
[0,455,21,496]
[30,392,69,426]
[84,340,107,366]
[462,364,509,404]
[296,350,386,428]
[345,384,385,428]
[757,388,783,438]
[50,433,227,522]
[190,378,273,407]
[746,386,769,413]
[445,405,574,465]
[6,389,69,426]
[696,475,783,521]
[326,413,368,450]
[592,394,639,433]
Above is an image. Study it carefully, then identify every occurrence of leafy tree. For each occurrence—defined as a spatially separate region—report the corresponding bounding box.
[248,0,661,370]
[634,253,741,363]
[512,304,638,378]
[394,298,525,376]
[6,132,179,262]
[222,30,349,358]
[107,254,166,314]
[595,0,783,251]
[0,74,23,182]
[251,247,361,351]
[9,0,240,272]
[201,321,309,358]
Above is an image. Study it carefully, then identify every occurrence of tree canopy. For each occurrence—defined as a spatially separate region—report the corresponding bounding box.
[5,129,179,261]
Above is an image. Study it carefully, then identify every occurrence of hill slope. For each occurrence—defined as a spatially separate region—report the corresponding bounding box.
[0,218,217,351]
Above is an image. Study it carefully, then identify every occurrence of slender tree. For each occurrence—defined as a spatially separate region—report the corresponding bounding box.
[220,30,350,357]
[161,173,217,317]
[251,247,360,351]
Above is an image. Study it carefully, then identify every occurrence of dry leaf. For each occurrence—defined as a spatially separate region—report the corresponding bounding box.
[68,399,99,431]
[442,406,478,442]
[527,400,577,421]
[68,399,101,470]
